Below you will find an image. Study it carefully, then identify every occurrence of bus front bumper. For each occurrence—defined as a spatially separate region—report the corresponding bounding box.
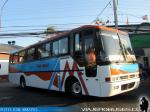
[100,78,140,97]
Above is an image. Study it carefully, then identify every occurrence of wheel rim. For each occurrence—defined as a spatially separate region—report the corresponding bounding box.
[72,82,81,94]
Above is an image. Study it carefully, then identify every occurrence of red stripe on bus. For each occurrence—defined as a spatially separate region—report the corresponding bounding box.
[25,72,52,81]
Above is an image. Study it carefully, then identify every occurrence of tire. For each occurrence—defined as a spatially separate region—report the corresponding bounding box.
[70,80,82,96]
[20,77,26,89]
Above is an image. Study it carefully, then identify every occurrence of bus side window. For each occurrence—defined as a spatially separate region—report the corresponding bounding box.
[59,37,68,54]
[52,41,59,56]
[18,51,25,63]
[75,33,82,51]
[26,48,36,61]
[9,55,13,64]
[12,53,19,64]
[38,43,51,59]
[74,33,84,66]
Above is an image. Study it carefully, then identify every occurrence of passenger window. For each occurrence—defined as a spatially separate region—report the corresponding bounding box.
[27,48,35,61]
[19,51,25,63]
[38,43,51,58]
[12,53,19,64]
[75,33,82,51]
[52,41,59,56]
[10,55,13,64]
[59,37,68,54]
[45,43,51,56]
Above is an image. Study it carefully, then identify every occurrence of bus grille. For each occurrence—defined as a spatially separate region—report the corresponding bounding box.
[120,76,128,80]
[121,82,135,91]
[129,74,135,78]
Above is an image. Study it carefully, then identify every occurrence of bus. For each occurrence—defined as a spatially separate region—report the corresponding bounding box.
[9,25,140,97]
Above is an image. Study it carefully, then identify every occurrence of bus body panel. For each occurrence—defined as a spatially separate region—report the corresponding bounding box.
[100,78,140,97]
[9,58,140,97]
[60,57,88,95]
[9,57,140,97]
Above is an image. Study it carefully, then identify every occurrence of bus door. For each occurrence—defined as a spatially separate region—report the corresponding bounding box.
[73,30,100,96]
[83,30,101,96]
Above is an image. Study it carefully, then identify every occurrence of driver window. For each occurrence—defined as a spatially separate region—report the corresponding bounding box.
[85,37,96,67]
[75,33,82,51]
[84,30,97,77]
[74,33,84,66]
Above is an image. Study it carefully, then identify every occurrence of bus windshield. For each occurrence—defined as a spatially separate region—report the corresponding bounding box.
[100,30,136,63]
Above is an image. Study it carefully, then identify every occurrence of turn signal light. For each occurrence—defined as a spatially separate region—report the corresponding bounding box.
[105,77,111,82]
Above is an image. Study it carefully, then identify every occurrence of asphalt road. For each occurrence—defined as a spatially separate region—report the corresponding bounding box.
[0,81,149,112]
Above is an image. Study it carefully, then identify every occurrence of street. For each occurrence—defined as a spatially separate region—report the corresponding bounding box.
[0,81,149,112]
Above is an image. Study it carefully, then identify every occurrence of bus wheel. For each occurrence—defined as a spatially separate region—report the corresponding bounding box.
[70,80,82,96]
[20,77,26,89]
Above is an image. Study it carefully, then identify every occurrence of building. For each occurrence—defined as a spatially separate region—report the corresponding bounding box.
[0,43,23,77]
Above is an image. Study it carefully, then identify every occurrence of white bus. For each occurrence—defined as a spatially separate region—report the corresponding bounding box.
[9,25,140,97]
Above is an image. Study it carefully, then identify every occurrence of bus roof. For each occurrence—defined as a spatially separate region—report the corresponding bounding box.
[13,25,127,54]
[72,25,127,35]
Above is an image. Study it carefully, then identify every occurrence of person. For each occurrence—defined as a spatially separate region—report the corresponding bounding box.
[85,48,96,67]
[139,63,149,80]
[85,48,97,77]
[140,97,149,112]
[139,63,144,79]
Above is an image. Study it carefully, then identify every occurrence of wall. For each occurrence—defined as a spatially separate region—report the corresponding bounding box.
[144,48,150,68]
[0,60,9,75]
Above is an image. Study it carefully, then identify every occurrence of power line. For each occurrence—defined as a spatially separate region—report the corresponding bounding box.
[0,30,67,37]
[3,14,99,22]
[91,0,111,24]
[0,22,89,30]
[0,0,9,30]
[0,0,9,15]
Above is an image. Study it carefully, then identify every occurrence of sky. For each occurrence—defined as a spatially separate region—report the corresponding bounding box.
[0,0,150,47]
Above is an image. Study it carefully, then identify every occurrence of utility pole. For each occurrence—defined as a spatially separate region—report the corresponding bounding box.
[0,0,9,31]
[113,0,118,29]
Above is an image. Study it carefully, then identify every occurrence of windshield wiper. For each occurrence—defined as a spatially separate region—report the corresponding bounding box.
[122,44,136,63]
[117,33,127,61]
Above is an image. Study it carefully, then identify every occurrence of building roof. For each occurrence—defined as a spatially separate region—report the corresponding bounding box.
[109,22,150,34]
[0,44,23,54]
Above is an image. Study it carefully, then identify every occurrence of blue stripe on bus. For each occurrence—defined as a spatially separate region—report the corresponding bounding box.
[110,63,139,73]
[11,58,60,72]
